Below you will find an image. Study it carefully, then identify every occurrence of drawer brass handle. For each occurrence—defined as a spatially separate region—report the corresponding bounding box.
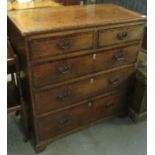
[117,32,128,40]
[57,90,71,101]
[57,39,71,50]
[105,102,114,109]
[113,51,124,61]
[57,64,71,74]
[60,117,70,125]
[108,78,119,85]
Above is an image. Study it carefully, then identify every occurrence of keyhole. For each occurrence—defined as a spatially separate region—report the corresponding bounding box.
[92,53,96,60]
[90,78,94,84]
[88,102,92,107]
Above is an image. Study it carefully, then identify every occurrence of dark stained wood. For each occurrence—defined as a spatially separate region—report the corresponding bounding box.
[7,38,30,140]
[7,39,21,113]
[129,51,147,122]
[7,81,21,113]
[132,74,147,113]
[7,40,15,66]
[7,4,146,152]
[142,26,147,50]
[7,40,15,74]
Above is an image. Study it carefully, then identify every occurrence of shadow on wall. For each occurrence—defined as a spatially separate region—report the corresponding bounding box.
[95,0,147,15]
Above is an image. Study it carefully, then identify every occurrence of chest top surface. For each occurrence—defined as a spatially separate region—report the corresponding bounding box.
[8,4,146,36]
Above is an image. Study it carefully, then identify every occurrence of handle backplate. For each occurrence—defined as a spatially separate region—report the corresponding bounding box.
[113,51,125,61]
[108,78,119,85]
[57,90,71,101]
[117,32,128,40]
[57,39,71,50]
[57,63,71,74]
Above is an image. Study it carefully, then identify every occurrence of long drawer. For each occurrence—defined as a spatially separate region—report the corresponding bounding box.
[34,66,135,114]
[29,31,94,60]
[98,24,144,48]
[32,45,139,88]
[38,91,126,141]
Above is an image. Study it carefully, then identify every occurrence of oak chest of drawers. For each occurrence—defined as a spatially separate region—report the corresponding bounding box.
[7,4,146,152]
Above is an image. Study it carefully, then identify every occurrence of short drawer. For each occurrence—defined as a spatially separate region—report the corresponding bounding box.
[98,25,144,48]
[34,66,135,114]
[30,32,94,60]
[92,91,127,121]
[94,44,139,72]
[32,45,139,88]
[38,102,92,141]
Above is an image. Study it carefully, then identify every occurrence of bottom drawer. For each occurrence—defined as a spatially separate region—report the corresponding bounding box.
[92,92,127,121]
[38,91,127,141]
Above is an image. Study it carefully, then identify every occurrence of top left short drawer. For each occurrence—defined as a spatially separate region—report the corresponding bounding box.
[29,31,94,60]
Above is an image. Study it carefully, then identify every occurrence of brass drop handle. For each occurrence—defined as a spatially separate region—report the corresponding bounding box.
[57,64,71,74]
[117,32,128,40]
[113,51,124,61]
[60,117,70,125]
[57,90,71,101]
[105,102,114,109]
[57,39,71,50]
[108,78,119,85]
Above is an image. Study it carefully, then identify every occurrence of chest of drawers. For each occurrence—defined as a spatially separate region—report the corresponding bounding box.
[7,4,146,152]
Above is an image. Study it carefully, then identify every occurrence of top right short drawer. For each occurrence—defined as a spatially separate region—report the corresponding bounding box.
[98,24,145,48]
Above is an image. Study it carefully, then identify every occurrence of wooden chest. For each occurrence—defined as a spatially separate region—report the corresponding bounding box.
[7,4,146,152]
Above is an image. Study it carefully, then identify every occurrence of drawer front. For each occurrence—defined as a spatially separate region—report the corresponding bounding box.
[32,45,138,88]
[92,92,127,121]
[98,25,144,48]
[38,102,92,141]
[34,67,135,114]
[30,32,94,60]
[94,45,139,72]
[32,54,94,88]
